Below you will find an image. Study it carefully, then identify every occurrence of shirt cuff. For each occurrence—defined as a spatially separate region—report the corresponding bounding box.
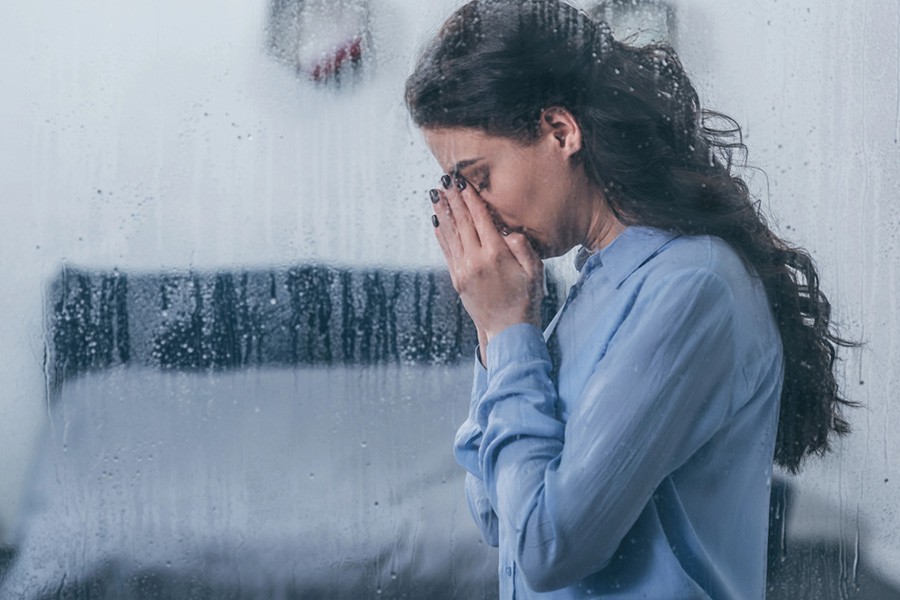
[486,323,551,380]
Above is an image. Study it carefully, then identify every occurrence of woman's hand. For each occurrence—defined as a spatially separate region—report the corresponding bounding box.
[430,176,544,344]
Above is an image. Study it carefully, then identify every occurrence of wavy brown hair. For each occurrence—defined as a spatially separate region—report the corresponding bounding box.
[405,0,858,473]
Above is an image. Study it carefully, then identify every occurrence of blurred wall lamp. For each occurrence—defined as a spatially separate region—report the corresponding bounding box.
[266,0,372,83]
[586,0,677,47]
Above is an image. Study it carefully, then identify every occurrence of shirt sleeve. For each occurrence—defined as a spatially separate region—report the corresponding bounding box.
[454,344,500,546]
[476,268,741,593]
[465,472,499,547]
[454,344,489,477]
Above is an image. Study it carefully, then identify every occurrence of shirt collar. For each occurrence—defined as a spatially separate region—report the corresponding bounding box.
[574,226,681,287]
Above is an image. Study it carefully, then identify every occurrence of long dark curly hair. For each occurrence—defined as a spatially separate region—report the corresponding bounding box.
[405,0,859,473]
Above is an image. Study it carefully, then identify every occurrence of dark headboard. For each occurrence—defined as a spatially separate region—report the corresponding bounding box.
[46,265,561,394]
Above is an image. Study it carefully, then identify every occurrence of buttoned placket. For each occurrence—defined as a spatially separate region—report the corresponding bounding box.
[501,250,599,599]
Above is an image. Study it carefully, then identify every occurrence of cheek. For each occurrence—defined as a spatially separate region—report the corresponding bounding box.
[486,173,532,221]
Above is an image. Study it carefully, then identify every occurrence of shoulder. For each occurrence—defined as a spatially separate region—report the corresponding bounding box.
[636,231,761,307]
[635,230,781,363]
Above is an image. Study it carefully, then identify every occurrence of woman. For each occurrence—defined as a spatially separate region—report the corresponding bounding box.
[405,0,856,598]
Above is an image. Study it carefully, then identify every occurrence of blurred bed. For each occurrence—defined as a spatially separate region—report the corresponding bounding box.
[0,264,556,599]
[1,266,896,599]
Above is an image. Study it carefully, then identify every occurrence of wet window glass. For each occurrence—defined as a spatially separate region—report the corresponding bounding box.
[0,0,898,598]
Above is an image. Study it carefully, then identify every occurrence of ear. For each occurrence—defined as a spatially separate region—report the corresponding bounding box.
[539,106,582,159]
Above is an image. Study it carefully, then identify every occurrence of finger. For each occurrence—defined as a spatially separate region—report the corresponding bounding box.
[503,232,543,278]
[444,176,482,250]
[454,177,507,250]
[433,225,460,290]
[430,188,464,264]
[432,213,456,269]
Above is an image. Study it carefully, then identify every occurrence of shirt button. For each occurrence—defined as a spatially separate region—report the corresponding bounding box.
[505,566,512,577]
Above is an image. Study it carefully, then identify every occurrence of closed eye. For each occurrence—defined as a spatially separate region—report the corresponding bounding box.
[475,171,490,191]
[459,167,489,192]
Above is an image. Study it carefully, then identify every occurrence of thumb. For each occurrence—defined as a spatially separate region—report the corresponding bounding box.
[503,232,542,277]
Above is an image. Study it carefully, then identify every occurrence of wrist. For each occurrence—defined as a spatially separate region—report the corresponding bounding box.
[485,318,541,345]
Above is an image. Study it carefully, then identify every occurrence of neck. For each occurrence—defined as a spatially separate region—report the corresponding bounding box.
[582,192,628,252]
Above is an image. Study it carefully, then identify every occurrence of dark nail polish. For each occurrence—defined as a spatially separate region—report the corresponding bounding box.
[432,214,439,228]
[429,189,440,203]
[455,176,467,191]
[441,175,452,189]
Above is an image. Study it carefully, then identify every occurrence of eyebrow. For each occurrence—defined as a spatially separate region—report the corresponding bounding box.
[451,158,484,174]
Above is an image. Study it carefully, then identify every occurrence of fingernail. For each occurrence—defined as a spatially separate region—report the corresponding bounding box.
[429,189,440,204]
[441,175,452,189]
[455,176,467,191]
[432,214,439,228]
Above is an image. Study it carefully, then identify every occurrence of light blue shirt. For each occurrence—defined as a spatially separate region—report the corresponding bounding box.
[454,226,784,599]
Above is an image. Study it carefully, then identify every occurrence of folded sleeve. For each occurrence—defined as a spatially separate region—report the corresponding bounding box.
[465,472,499,547]
[476,268,740,593]
[454,344,490,477]
[454,344,499,545]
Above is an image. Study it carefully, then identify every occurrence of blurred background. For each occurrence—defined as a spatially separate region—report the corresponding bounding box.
[0,0,898,597]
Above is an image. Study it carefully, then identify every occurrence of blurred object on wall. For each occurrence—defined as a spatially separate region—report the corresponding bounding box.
[266,0,372,83]
[586,0,676,46]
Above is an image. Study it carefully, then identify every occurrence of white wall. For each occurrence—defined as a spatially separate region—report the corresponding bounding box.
[0,0,457,540]
[671,0,900,586]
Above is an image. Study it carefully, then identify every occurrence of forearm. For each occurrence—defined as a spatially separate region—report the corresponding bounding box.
[453,332,491,478]
[465,472,499,547]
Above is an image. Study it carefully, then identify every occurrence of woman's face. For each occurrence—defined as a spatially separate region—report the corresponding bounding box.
[422,125,590,259]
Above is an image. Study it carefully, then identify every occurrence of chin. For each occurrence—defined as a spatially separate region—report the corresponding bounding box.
[518,230,565,260]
